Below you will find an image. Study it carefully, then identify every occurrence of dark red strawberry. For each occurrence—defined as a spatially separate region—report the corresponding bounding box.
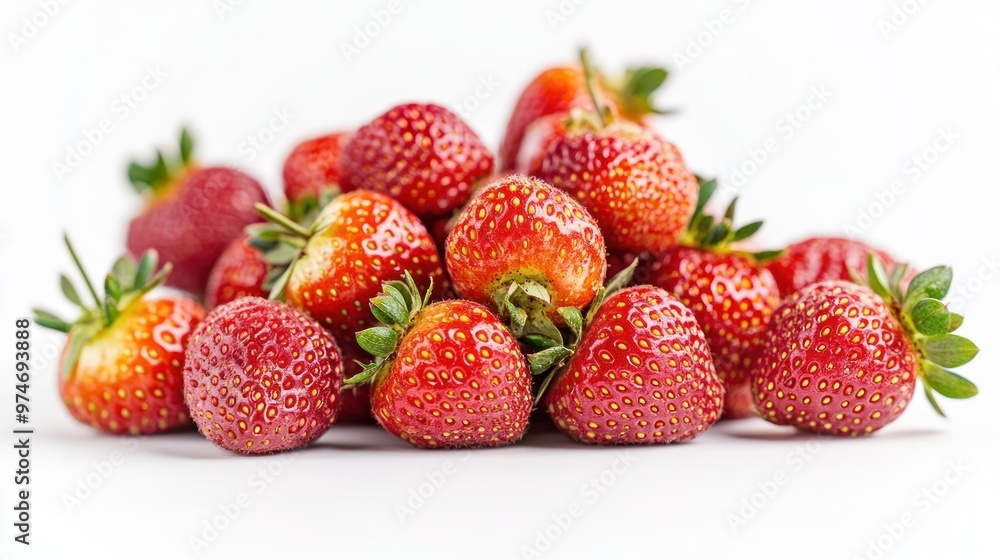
[33,237,205,434]
[340,103,494,220]
[647,181,782,418]
[204,235,269,309]
[766,236,902,296]
[752,258,979,436]
[499,48,671,170]
[445,175,606,348]
[544,284,724,444]
[126,129,269,296]
[183,297,343,453]
[282,132,349,219]
[347,275,532,448]
[251,191,445,422]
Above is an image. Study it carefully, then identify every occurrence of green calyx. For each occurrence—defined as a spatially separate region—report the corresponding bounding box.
[283,188,340,226]
[345,272,433,387]
[579,46,674,124]
[249,203,332,301]
[856,254,979,416]
[529,258,639,404]
[33,234,171,379]
[681,176,783,261]
[127,128,196,195]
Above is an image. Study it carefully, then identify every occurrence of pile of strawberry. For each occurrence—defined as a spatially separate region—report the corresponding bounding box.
[35,50,979,453]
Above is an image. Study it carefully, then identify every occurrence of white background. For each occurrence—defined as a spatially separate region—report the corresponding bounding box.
[2,1,999,559]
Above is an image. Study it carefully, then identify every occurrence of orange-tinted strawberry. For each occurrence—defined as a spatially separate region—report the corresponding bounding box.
[33,238,205,434]
[545,285,723,444]
[126,129,268,296]
[204,236,269,309]
[340,103,494,220]
[648,182,782,418]
[766,236,902,296]
[283,132,348,202]
[251,191,445,421]
[752,259,979,436]
[348,276,532,448]
[445,175,606,345]
[499,49,671,170]
[183,297,342,453]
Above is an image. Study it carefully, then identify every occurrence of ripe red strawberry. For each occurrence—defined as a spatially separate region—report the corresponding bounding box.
[282,132,348,219]
[766,236,902,296]
[126,129,269,296]
[183,297,343,453]
[251,191,445,422]
[348,275,532,448]
[545,284,724,444]
[445,175,606,345]
[499,49,671,170]
[204,236,269,309]
[340,103,494,220]
[647,182,782,418]
[752,259,979,436]
[33,238,205,434]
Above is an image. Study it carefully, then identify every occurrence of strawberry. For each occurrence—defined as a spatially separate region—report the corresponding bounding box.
[282,132,349,220]
[543,282,724,444]
[499,48,672,170]
[126,129,269,296]
[647,180,782,418]
[527,54,695,254]
[33,237,205,434]
[204,235,269,309]
[445,175,606,348]
[347,274,532,448]
[340,103,494,220]
[251,191,445,422]
[751,257,979,436]
[765,236,902,296]
[183,297,342,453]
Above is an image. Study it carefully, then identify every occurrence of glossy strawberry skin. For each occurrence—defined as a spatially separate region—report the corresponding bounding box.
[340,103,494,220]
[285,190,445,408]
[529,122,698,254]
[183,297,343,454]
[282,132,348,203]
[445,175,606,323]
[546,285,724,444]
[499,66,614,171]
[751,281,918,436]
[766,237,899,296]
[649,248,781,418]
[372,300,533,448]
[127,167,268,296]
[204,236,269,309]
[60,297,206,435]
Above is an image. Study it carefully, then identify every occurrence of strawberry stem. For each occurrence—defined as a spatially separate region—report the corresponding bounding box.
[63,233,102,312]
[579,47,608,127]
[255,203,310,239]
